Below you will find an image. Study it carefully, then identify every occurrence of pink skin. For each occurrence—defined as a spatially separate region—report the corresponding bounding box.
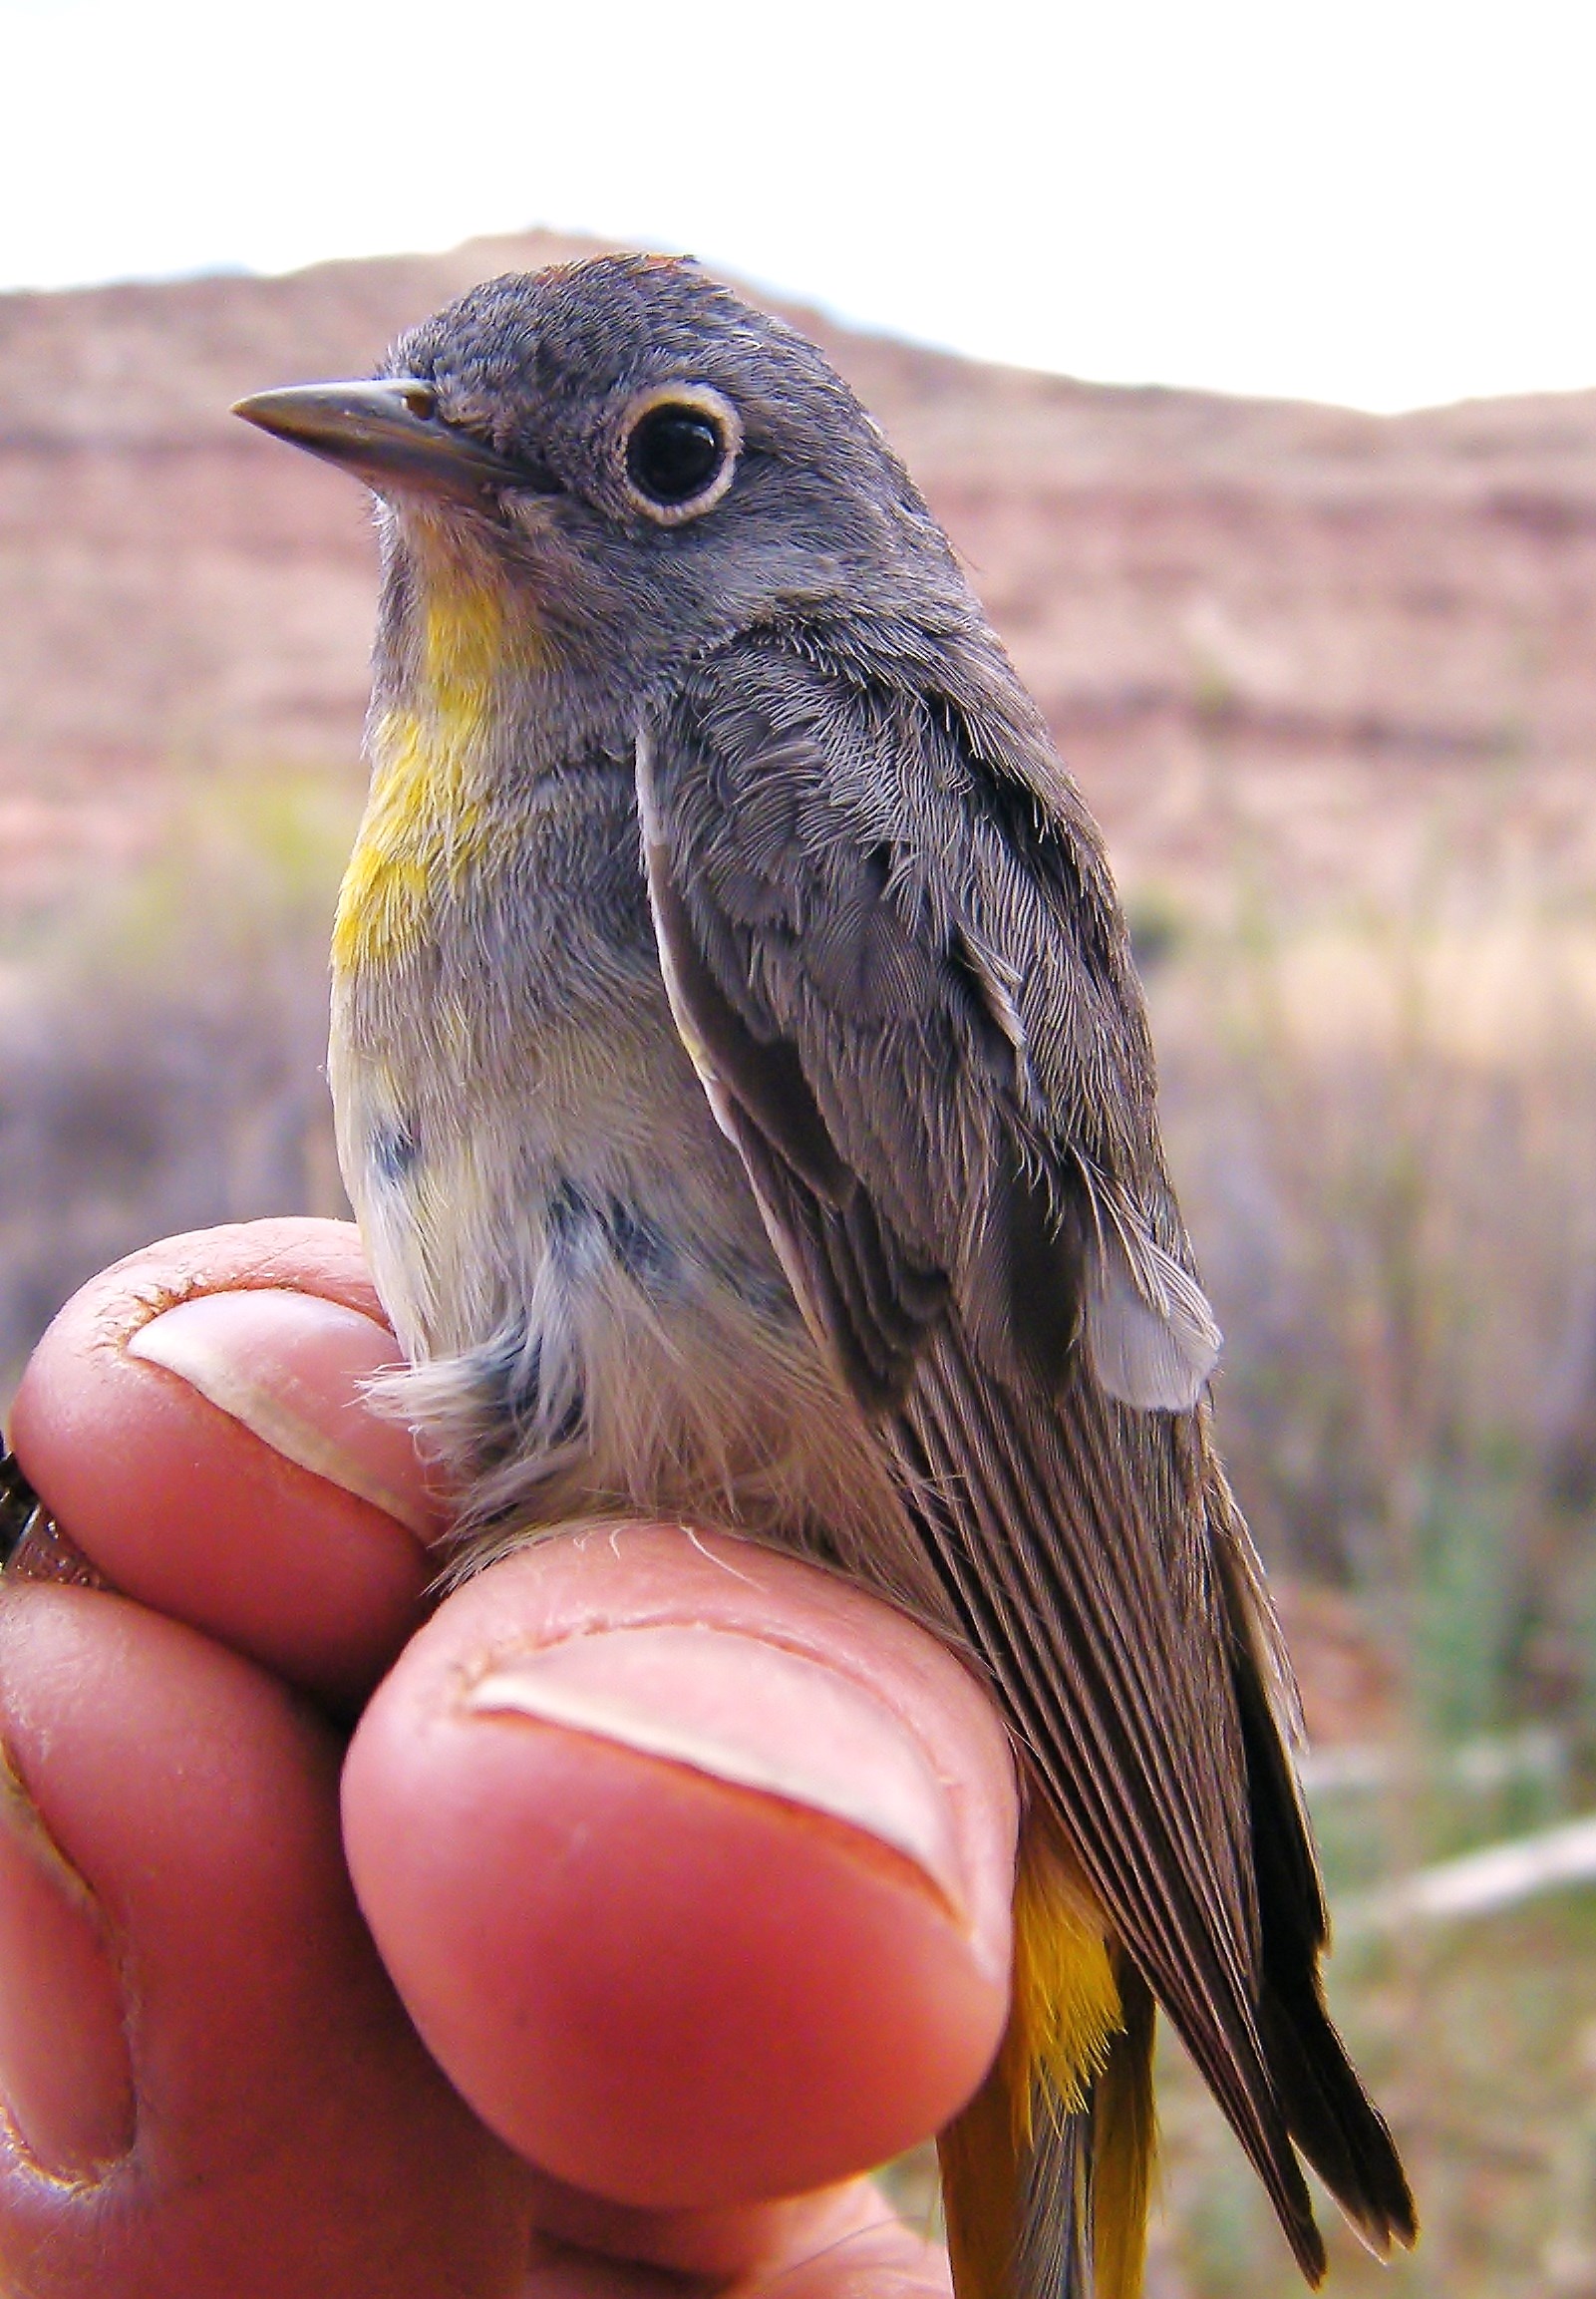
[0,1219,1020,2299]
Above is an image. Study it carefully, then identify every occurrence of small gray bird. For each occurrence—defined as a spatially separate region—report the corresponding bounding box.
[234,255,1415,2299]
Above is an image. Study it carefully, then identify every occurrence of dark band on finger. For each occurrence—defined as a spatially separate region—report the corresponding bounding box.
[0,1449,108,1588]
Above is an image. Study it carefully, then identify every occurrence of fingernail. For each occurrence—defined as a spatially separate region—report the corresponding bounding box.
[0,1749,134,2181]
[464,1625,967,1913]
[127,1289,432,1538]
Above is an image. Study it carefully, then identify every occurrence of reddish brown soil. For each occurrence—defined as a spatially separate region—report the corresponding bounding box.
[4,228,1594,914]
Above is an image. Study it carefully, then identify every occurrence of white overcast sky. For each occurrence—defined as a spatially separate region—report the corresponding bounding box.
[3,0,1593,412]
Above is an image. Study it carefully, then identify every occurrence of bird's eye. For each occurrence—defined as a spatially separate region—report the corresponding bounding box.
[630,408,719,501]
[621,385,742,524]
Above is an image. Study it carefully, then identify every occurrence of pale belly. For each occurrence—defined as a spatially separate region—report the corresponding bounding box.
[327,761,909,1579]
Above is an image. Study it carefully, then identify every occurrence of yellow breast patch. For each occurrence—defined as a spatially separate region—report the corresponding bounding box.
[333,576,534,974]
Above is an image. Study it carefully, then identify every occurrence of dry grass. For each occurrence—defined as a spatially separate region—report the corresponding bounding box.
[6,763,1596,2292]
[0,770,354,1397]
[1129,809,1596,2296]
[1150,1813,1596,2298]
[1147,875,1596,1743]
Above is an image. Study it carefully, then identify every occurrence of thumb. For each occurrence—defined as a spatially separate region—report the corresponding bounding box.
[342,1521,1019,2211]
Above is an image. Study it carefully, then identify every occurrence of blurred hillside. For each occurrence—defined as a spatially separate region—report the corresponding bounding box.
[4,237,1596,2297]
[4,227,1596,910]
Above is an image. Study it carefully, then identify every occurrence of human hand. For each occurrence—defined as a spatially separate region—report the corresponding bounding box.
[0,1219,1018,2298]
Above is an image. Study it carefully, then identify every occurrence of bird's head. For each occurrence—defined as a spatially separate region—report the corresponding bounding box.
[235,255,964,763]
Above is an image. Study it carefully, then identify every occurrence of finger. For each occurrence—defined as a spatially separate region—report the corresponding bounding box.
[8,1218,441,1707]
[520,2166,949,2296]
[343,1523,1018,2219]
[0,1583,534,2299]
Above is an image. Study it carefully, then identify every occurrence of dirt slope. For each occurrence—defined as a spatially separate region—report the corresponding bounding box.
[3,228,1593,910]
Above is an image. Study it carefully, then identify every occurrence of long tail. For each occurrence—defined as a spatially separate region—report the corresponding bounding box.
[940,1816,1157,2299]
[1206,1464,1418,2262]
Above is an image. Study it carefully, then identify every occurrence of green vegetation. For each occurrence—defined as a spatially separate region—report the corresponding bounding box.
[1154,1858,1596,2297]
[1150,871,1596,1750]
[1139,842,1596,2296]
[7,760,1596,2294]
[0,769,357,1396]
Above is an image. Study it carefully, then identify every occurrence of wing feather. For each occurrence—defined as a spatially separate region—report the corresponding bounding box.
[637,628,1412,2277]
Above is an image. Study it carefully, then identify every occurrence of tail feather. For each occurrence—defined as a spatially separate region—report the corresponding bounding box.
[1258,1974,1416,2258]
[940,1820,1158,2299]
[940,2049,1064,2299]
[939,1618,1415,2299]
[1209,1462,1419,2260]
[1012,2095,1092,2299]
[1234,1650,1417,2253]
[939,1979,1157,2299]
[1086,1957,1157,2299]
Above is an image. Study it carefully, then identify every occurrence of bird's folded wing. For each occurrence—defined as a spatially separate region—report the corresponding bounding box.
[636,631,1329,2273]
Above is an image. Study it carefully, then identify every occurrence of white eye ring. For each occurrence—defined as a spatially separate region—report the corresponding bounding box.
[620,383,743,525]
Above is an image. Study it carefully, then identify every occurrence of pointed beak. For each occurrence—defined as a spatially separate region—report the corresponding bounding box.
[231,378,539,502]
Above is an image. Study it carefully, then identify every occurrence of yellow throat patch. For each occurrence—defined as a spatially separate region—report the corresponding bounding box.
[333,574,533,974]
